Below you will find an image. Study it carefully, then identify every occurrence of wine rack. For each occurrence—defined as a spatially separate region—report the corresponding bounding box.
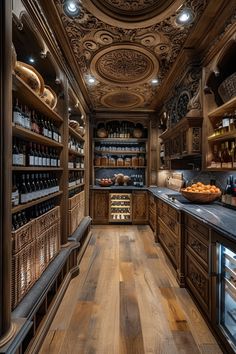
[109,193,132,223]
[68,127,85,235]
[11,72,63,308]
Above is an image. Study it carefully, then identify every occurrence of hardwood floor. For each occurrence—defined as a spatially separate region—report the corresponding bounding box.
[40,225,222,354]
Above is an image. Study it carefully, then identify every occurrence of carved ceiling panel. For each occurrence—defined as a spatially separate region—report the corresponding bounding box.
[89,0,176,22]
[55,0,208,110]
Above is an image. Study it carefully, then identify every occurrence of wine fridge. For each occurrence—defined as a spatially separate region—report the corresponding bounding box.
[109,193,132,223]
[212,233,236,353]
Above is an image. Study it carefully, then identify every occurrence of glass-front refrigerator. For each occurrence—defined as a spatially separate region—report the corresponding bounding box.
[109,193,132,223]
[216,243,236,352]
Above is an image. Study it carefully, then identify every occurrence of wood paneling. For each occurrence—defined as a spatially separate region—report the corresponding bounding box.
[40,225,221,354]
[132,191,148,224]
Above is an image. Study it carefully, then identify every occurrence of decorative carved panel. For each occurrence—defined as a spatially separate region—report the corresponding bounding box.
[55,0,208,110]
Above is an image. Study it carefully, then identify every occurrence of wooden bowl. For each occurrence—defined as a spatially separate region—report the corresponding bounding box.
[181,189,221,203]
[41,85,57,109]
[98,180,113,187]
[15,61,44,95]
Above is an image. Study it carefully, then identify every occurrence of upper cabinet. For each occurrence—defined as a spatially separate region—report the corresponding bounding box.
[158,66,203,170]
[203,23,236,171]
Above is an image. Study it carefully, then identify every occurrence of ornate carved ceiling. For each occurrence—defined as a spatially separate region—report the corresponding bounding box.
[54,0,208,111]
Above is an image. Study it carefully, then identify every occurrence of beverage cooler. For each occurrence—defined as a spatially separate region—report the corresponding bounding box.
[109,193,132,223]
[212,232,236,353]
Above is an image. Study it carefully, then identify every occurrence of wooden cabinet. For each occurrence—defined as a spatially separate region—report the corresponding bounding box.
[184,214,211,318]
[149,192,157,237]
[157,199,184,286]
[159,115,202,164]
[91,190,109,224]
[132,191,148,224]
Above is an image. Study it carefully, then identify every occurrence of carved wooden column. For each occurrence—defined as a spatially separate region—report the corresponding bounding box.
[149,116,158,186]
[0,0,15,346]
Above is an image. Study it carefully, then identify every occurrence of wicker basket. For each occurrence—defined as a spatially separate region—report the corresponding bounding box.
[35,206,60,237]
[181,190,221,203]
[12,241,36,309]
[12,219,35,254]
[218,72,236,103]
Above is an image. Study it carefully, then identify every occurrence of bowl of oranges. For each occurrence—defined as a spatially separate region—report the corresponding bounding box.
[181,182,221,203]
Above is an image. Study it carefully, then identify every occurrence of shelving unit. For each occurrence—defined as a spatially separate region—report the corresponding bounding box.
[203,35,236,171]
[92,121,148,187]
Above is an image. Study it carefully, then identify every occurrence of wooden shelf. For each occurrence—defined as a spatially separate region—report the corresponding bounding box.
[68,168,85,171]
[68,183,85,191]
[69,127,85,142]
[94,150,146,155]
[12,167,63,171]
[12,124,64,148]
[94,138,147,143]
[94,166,146,169]
[208,131,236,142]
[12,191,62,214]
[208,96,236,118]
[206,167,236,171]
[68,148,84,157]
[13,74,63,123]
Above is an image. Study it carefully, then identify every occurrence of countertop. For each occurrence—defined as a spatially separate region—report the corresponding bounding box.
[90,185,148,190]
[90,185,235,240]
[148,186,236,241]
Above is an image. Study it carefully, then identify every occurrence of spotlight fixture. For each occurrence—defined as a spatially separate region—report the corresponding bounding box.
[29,57,35,63]
[68,107,72,112]
[175,7,194,26]
[63,1,80,17]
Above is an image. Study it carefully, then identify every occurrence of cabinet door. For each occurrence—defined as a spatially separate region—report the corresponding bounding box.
[132,191,148,224]
[92,191,109,224]
[185,249,211,318]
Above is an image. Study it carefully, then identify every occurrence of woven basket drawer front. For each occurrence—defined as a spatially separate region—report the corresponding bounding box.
[12,219,35,254]
[12,241,36,309]
[35,206,60,237]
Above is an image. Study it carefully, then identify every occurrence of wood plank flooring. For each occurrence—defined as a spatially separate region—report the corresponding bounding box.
[40,225,222,354]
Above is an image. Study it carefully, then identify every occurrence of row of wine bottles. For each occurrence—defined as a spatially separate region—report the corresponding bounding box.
[68,136,84,154]
[210,140,236,169]
[13,138,60,167]
[13,98,61,142]
[222,175,236,207]
[12,173,59,206]
[68,171,84,188]
[12,199,57,231]
[68,156,84,169]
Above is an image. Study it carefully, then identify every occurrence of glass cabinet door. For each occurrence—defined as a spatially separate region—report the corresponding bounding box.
[218,244,236,349]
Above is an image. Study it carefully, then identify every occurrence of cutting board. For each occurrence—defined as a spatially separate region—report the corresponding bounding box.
[166,176,184,191]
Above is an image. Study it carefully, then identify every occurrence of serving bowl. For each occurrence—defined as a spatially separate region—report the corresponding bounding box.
[181,189,221,203]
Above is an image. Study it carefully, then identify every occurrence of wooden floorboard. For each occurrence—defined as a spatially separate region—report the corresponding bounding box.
[40,225,222,354]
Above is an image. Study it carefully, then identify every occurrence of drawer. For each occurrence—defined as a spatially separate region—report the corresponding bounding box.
[158,199,180,222]
[159,209,180,236]
[185,214,209,240]
[185,250,210,318]
[149,194,156,210]
[158,220,178,267]
[185,230,209,269]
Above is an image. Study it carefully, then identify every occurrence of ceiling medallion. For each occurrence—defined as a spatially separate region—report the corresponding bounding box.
[85,0,183,28]
[101,91,144,108]
[90,45,159,86]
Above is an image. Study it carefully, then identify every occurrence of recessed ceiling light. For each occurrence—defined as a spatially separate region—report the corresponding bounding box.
[63,1,80,16]
[176,8,194,26]
[29,57,35,63]
[88,77,95,84]
[68,107,72,112]
[151,78,159,84]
